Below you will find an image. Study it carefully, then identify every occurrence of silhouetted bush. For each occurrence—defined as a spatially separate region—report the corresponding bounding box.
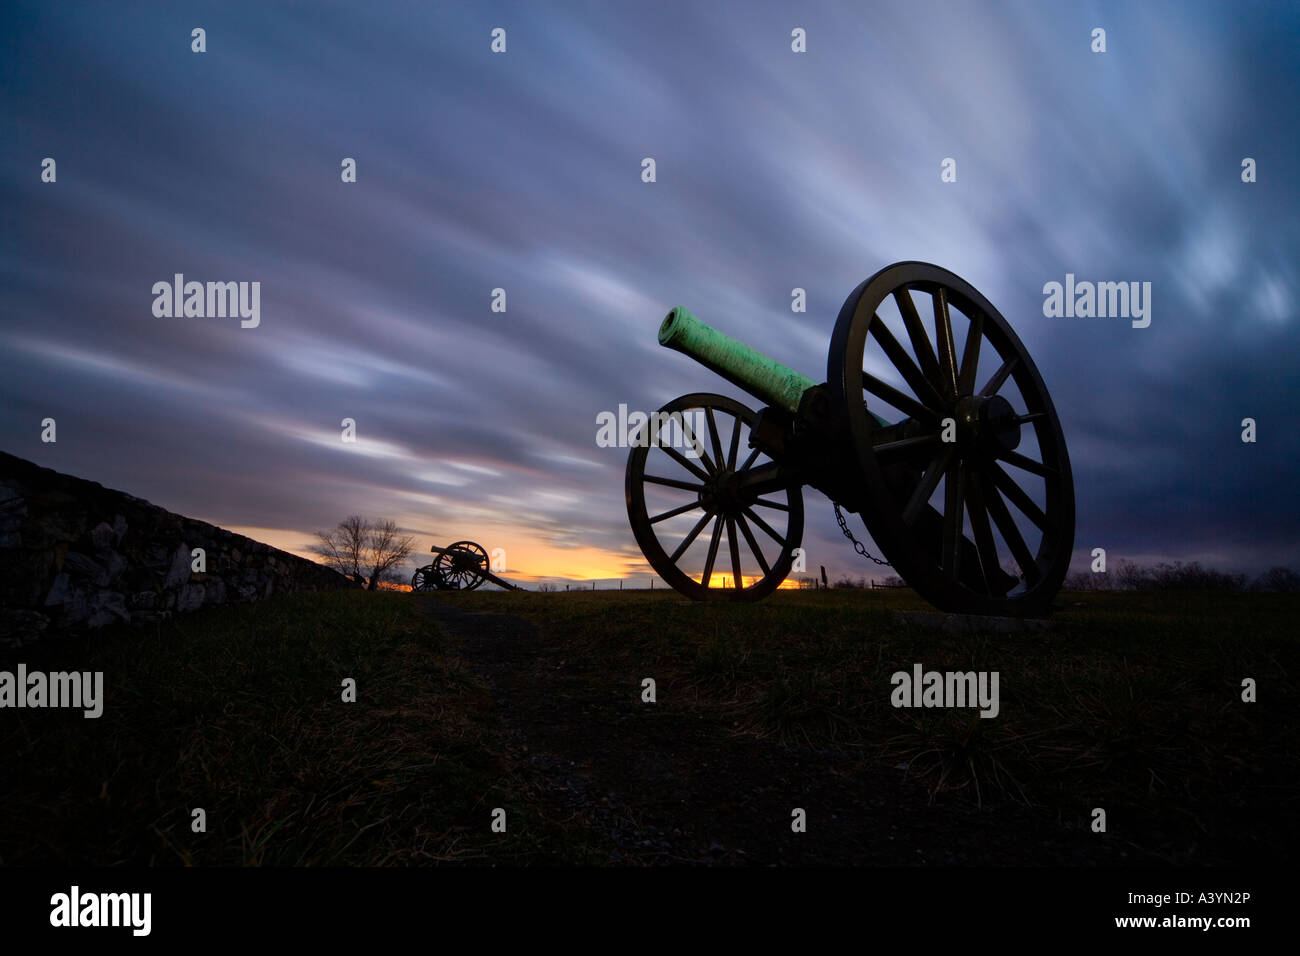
[1113,559,1151,590]
[1146,561,1246,591]
[1250,567,1300,592]
[1061,559,1296,592]
[1075,559,1251,592]
[1064,571,1108,590]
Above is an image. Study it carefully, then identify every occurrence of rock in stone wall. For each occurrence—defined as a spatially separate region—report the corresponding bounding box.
[0,452,351,646]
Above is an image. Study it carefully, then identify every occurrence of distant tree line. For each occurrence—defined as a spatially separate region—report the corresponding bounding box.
[1065,560,1299,592]
[794,561,1299,593]
[797,574,907,589]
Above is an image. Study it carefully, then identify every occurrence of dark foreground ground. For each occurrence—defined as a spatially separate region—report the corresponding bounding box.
[1,588,1294,866]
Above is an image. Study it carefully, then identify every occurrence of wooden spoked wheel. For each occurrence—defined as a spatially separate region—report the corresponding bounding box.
[432,541,490,591]
[626,393,804,601]
[828,261,1074,615]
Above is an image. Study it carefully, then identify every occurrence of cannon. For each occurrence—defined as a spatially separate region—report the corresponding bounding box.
[411,541,522,592]
[625,261,1074,616]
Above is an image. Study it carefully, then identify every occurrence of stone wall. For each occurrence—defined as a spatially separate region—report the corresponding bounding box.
[0,452,350,645]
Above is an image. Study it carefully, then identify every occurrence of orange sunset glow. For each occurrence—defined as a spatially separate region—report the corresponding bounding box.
[223,523,803,589]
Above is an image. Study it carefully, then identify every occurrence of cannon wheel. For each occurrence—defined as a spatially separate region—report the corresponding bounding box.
[433,541,490,591]
[626,392,804,601]
[411,566,438,591]
[828,261,1074,616]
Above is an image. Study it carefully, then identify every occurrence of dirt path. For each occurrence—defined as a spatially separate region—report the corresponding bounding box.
[413,596,1126,866]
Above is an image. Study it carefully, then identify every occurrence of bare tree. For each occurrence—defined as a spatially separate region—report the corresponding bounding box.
[1064,570,1105,591]
[310,515,369,581]
[310,516,414,589]
[364,519,415,590]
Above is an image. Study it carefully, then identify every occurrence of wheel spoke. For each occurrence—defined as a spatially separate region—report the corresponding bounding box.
[650,500,703,524]
[873,432,940,464]
[998,449,1057,478]
[942,456,965,578]
[750,496,790,512]
[933,287,959,399]
[644,473,704,492]
[726,516,743,589]
[678,416,717,475]
[869,313,945,410]
[964,476,1004,595]
[670,509,715,562]
[657,443,710,482]
[957,311,983,395]
[979,355,1018,397]
[727,413,742,468]
[894,288,945,393]
[862,372,940,424]
[704,407,726,475]
[983,476,1038,583]
[742,506,787,546]
[735,513,771,576]
[902,445,956,526]
[701,515,724,587]
[989,462,1049,530]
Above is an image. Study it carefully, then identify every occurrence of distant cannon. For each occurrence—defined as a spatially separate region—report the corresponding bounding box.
[625,261,1075,616]
[411,541,522,592]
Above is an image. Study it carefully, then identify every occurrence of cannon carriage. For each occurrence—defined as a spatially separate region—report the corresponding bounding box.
[411,540,521,591]
[625,261,1075,616]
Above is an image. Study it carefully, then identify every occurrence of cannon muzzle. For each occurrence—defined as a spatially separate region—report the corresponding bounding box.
[658,307,817,415]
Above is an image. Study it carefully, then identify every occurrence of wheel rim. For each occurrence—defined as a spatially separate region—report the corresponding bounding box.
[626,392,804,601]
[828,262,1074,615]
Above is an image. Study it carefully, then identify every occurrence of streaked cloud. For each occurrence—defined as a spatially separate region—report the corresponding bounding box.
[2,0,1296,583]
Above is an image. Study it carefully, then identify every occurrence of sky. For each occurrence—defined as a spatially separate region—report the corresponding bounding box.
[2,0,1297,587]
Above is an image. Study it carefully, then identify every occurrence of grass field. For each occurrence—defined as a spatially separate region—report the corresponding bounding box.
[2,587,1295,866]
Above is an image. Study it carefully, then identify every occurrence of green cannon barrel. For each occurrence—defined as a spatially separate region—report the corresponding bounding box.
[658,307,817,414]
[658,307,891,428]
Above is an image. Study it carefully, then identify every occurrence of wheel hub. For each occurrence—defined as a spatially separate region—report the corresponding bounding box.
[953,394,1020,453]
[699,469,745,516]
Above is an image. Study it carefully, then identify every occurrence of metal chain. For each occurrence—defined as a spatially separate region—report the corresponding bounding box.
[832,501,892,566]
